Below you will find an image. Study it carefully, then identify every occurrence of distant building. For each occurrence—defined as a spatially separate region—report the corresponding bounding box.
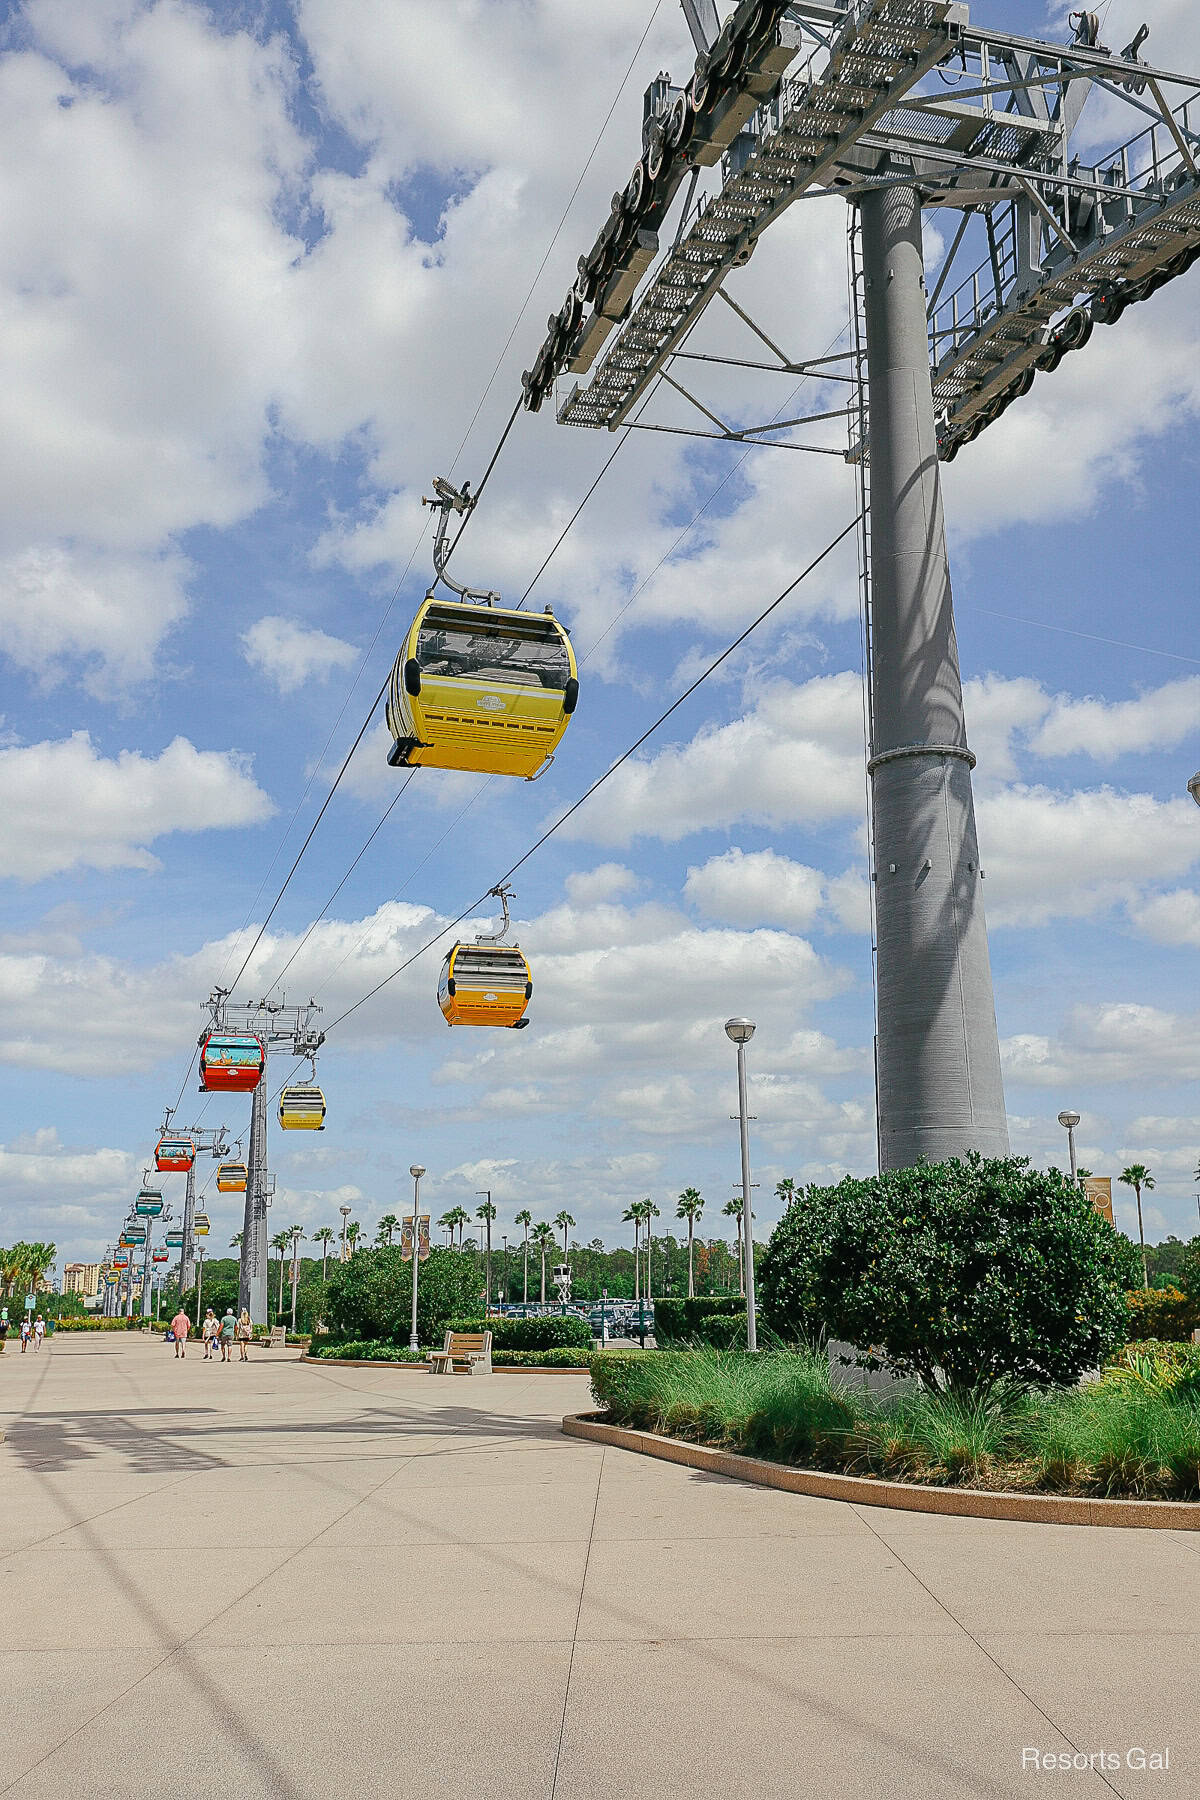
[63,1263,101,1298]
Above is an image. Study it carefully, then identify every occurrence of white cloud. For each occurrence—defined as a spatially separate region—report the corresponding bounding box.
[563,864,640,905]
[561,673,866,847]
[241,615,358,694]
[0,1125,140,1254]
[0,5,310,683]
[1130,888,1200,947]
[1001,1002,1200,1090]
[1030,676,1200,763]
[977,785,1200,926]
[684,847,825,931]
[0,545,192,695]
[0,733,274,881]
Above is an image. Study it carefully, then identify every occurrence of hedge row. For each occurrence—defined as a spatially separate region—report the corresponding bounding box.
[653,1296,748,1348]
[446,1313,592,1351]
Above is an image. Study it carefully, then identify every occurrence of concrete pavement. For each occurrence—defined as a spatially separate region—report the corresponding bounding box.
[1,1334,1196,1799]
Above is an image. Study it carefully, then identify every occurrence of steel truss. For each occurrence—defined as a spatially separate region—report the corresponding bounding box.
[517,0,1200,1171]
[202,989,323,1325]
[524,1,1200,461]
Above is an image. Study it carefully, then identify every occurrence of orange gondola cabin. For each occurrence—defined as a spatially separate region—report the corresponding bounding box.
[155,1136,195,1173]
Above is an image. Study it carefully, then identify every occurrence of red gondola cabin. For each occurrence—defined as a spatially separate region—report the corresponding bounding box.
[199,1032,265,1093]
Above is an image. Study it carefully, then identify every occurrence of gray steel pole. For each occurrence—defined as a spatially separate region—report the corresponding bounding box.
[735,1039,758,1354]
[195,1248,205,1327]
[180,1161,196,1294]
[409,1170,423,1351]
[140,1225,153,1319]
[239,1074,270,1325]
[859,177,1009,1171]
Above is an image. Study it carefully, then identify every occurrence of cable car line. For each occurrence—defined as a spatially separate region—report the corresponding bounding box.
[209,518,433,999]
[439,0,665,499]
[260,769,418,999]
[320,509,862,1037]
[225,672,392,995]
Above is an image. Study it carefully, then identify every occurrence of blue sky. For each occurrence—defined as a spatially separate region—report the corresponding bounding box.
[1,0,1198,1268]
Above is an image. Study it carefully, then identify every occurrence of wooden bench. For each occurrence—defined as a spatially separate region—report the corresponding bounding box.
[267,1325,287,1348]
[427,1330,492,1376]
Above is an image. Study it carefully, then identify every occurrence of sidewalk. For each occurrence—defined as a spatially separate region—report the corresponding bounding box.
[1,1335,1196,1798]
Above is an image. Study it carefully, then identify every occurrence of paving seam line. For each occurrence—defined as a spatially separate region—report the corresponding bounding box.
[847,1501,1130,1800]
[0,1430,427,1795]
[550,1446,605,1800]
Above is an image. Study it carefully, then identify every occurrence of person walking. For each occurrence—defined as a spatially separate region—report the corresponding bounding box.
[20,1314,32,1353]
[33,1314,45,1351]
[170,1307,191,1358]
[219,1306,237,1363]
[201,1308,219,1360]
[235,1309,252,1362]
[0,1307,8,1354]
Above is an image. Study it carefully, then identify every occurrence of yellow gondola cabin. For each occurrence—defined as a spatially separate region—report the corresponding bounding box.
[278,1084,326,1130]
[386,597,577,779]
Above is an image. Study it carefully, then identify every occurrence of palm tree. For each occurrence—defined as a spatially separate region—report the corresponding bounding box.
[1119,1164,1156,1290]
[345,1221,361,1255]
[621,1204,642,1304]
[775,1177,797,1213]
[531,1222,555,1304]
[553,1210,575,1260]
[723,1196,745,1296]
[287,1226,304,1316]
[439,1205,469,1247]
[376,1212,400,1247]
[476,1199,497,1313]
[270,1230,289,1317]
[229,1231,243,1251]
[311,1225,335,1279]
[639,1200,660,1303]
[676,1189,704,1298]
[514,1208,532,1303]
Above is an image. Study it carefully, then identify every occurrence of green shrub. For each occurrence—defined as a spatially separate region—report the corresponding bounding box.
[1124,1286,1199,1342]
[653,1296,746,1346]
[324,1246,480,1347]
[44,1316,147,1331]
[447,1313,592,1350]
[759,1153,1140,1401]
[492,1348,597,1367]
[310,1340,426,1362]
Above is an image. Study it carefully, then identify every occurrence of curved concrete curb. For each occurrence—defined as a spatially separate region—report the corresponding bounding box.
[562,1413,1200,1530]
[300,1355,592,1374]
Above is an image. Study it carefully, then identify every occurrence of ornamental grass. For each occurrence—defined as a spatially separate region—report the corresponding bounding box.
[589,1347,1200,1500]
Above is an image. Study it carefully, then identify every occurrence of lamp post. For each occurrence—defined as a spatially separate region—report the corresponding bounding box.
[1057,1110,1081,1187]
[289,1226,303,1335]
[501,1234,508,1312]
[409,1166,425,1352]
[339,1203,352,1263]
[194,1245,206,1328]
[1188,772,1200,806]
[476,1190,493,1317]
[725,1018,758,1354]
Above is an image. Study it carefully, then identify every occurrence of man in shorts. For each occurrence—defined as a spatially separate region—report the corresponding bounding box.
[170,1307,191,1358]
[219,1306,237,1362]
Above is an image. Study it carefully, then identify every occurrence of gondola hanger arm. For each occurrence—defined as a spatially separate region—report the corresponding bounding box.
[423,475,501,607]
[472,883,517,946]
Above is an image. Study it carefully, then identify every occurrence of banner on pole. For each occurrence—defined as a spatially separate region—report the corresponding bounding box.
[1082,1175,1114,1225]
[401,1216,431,1262]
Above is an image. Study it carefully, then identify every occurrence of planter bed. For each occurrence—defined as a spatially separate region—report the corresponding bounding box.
[563,1413,1200,1529]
